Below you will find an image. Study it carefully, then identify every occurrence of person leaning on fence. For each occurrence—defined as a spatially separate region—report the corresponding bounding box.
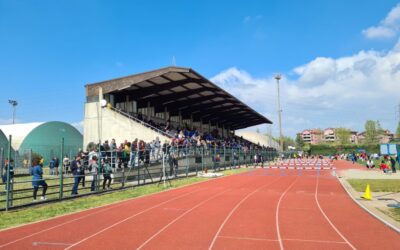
[31,157,48,201]
[102,158,113,190]
[71,156,83,195]
[2,159,14,192]
[90,155,99,192]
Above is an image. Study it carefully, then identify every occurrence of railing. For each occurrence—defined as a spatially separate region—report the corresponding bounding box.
[109,107,173,138]
[0,145,278,211]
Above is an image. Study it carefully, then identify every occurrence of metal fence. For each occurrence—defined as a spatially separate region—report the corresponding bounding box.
[0,137,278,211]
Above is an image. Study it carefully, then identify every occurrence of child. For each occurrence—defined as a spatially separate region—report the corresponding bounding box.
[380,160,389,173]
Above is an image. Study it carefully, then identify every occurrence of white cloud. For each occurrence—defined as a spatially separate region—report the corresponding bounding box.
[211,41,400,137]
[243,14,263,24]
[363,4,400,39]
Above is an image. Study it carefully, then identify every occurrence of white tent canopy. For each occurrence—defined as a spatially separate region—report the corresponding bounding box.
[0,122,43,150]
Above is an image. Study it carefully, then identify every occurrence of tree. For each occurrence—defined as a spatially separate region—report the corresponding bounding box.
[295,134,305,149]
[364,120,380,144]
[396,120,400,139]
[335,128,351,145]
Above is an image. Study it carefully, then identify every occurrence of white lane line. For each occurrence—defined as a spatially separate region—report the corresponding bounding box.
[136,189,231,250]
[217,236,347,245]
[315,176,357,250]
[218,235,278,242]
[276,177,298,250]
[64,188,202,250]
[0,204,123,248]
[208,177,283,250]
[0,186,206,248]
[284,238,347,244]
[33,241,72,246]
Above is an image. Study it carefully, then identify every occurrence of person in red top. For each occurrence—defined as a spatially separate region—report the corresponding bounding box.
[380,160,389,173]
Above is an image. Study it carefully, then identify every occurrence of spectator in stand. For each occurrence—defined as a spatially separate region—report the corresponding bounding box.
[71,156,83,195]
[138,140,145,165]
[130,139,138,168]
[90,156,99,192]
[31,157,48,201]
[154,137,161,162]
[103,140,110,151]
[102,158,113,190]
[380,160,389,173]
[390,156,397,173]
[124,141,131,168]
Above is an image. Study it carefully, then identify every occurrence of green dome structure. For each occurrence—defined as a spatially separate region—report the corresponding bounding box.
[0,122,83,166]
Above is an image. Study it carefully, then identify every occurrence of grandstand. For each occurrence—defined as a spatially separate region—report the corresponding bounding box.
[84,66,273,147]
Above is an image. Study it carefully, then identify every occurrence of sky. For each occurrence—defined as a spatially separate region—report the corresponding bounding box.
[0,0,399,137]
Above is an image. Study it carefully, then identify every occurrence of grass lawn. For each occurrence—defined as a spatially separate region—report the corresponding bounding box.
[0,168,249,230]
[348,179,400,192]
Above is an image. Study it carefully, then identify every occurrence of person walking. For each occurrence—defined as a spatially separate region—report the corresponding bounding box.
[102,159,113,190]
[31,157,48,201]
[71,156,83,195]
[90,156,99,192]
[390,156,397,173]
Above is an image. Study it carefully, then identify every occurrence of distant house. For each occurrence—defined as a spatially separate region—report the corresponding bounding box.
[357,130,394,144]
[299,129,323,144]
[323,128,336,142]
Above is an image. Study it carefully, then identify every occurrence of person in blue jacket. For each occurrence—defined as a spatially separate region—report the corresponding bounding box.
[31,157,48,201]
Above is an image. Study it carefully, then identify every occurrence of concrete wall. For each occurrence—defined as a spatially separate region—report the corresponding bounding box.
[235,130,279,149]
[84,102,170,148]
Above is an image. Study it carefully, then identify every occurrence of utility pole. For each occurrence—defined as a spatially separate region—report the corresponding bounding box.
[8,100,18,124]
[275,74,283,152]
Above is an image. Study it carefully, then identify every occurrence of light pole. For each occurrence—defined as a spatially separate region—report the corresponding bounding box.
[275,74,283,152]
[8,100,18,124]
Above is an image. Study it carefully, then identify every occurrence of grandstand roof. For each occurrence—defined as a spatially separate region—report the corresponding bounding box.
[86,66,272,130]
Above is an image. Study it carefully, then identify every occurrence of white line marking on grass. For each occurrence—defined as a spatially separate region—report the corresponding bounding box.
[64,188,201,250]
[136,189,231,250]
[208,177,283,250]
[276,177,298,250]
[315,176,357,250]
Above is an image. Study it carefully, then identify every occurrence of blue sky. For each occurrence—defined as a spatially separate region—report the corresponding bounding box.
[1,0,399,137]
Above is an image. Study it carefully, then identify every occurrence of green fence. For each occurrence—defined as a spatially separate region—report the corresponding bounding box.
[0,140,278,211]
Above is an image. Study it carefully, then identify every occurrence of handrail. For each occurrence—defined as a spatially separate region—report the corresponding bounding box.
[109,107,173,138]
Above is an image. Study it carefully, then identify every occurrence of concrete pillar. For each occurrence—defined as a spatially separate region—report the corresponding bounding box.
[126,95,129,112]
[200,119,203,134]
[179,111,182,128]
[147,101,151,121]
[164,106,168,123]
[190,114,193,130]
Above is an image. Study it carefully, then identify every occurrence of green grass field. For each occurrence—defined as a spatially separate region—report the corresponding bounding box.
[0,168,249,230]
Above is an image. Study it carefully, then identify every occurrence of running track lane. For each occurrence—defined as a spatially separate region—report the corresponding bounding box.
[0,168,399,249]
[65,170,276,249]
[0,170,254,249]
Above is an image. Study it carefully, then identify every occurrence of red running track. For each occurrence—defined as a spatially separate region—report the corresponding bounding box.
[0,162,399,250]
